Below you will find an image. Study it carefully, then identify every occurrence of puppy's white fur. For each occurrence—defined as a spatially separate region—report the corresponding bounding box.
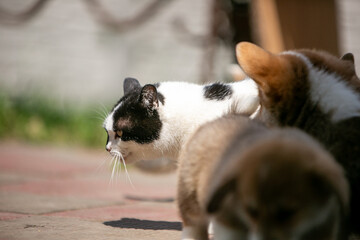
[284,51,360,123]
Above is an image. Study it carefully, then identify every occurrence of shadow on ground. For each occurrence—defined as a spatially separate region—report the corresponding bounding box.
[104,218,182,231]
[125,195,175,203]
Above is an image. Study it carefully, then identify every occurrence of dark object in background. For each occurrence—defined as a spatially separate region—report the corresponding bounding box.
[252,0,339,55]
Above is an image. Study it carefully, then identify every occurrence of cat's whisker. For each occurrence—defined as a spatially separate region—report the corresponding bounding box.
[90,115,108,122]
[116,152,123,183]
[92,108,108,121]
[117,154,122,174]
[93,103,110,123]
[109,154,115,168]
[99,102,109,118]
[108,150,126,185]
[96,155,111,173]
[119,154,135,189]
[109,155,118,185]
[115,154,120,184]
[109,157,114,184]
[114,151,124,175]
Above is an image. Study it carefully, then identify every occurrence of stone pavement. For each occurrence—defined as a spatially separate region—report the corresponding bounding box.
[0,142,181,240]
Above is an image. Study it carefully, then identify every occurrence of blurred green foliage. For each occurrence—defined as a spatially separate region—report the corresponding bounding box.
[0,92,108,148]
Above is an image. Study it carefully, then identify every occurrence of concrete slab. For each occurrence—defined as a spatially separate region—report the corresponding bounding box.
[0,216,181,240]
[0,172,176,201]
[0,142,181,239]
[46,201,179,222]
[0,212,28,221]
[0,192,117,215]
[0,142,104,177]
[0,172,35,186]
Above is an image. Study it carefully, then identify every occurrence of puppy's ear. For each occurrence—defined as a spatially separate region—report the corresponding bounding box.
[235,42,292,93]
[123,77,141,95]
[206,177,236,213]
[340,52,355,64]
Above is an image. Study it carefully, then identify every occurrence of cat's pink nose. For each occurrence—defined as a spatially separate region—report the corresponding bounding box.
[106,146,112,152]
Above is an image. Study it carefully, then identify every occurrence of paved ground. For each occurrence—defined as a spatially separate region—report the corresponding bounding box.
[0,142,181,240]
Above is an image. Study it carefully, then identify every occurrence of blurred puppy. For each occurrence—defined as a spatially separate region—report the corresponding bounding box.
[235,42,360,234]
[177,115,349,240]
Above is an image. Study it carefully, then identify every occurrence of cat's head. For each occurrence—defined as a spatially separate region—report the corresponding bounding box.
[206,129,349,239]
[235,42,360,126]
[103,78,164,163]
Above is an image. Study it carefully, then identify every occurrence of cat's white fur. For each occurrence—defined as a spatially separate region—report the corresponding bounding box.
[283,51,360,123]
[104,79,259,163]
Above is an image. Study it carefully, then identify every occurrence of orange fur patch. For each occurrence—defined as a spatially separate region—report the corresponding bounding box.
[236,42,309,112]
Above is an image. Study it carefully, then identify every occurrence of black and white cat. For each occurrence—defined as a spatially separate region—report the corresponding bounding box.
[236,42,360,236]
[103,77,259,164]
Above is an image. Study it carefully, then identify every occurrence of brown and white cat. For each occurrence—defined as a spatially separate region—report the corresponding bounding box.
[177,115,348,240]
[235,42,360,235]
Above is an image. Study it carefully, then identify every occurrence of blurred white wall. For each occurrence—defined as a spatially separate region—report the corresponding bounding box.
[0,0,232,106]
[0,0,359,107]
[337,0,360,74]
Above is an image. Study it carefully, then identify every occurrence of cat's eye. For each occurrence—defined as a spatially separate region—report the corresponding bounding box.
[115,130,123,138]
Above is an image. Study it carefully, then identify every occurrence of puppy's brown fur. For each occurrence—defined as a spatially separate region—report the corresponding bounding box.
[177,115,258,239]
[236,42,360,234]
[177,115,349,240]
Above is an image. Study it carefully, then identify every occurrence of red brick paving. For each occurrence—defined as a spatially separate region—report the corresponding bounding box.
[0,212,28,221]
[45,202,179,221]
[0,142,181,240]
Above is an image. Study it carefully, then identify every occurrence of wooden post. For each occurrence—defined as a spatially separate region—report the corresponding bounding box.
[251,0,339,55]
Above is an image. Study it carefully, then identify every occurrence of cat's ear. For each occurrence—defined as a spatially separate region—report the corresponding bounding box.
[236,42,290,92]
[140,84,159,110]
[206,176,236,213]
[124,77,141,95]
[341,52,355,64]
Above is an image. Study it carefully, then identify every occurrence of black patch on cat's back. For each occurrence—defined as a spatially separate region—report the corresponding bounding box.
[204,83,233,100]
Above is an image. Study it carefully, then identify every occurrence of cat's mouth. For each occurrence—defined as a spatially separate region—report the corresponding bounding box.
[109,150,130,161]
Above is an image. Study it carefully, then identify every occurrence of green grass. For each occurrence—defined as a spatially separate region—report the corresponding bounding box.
[0,93,108,148]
